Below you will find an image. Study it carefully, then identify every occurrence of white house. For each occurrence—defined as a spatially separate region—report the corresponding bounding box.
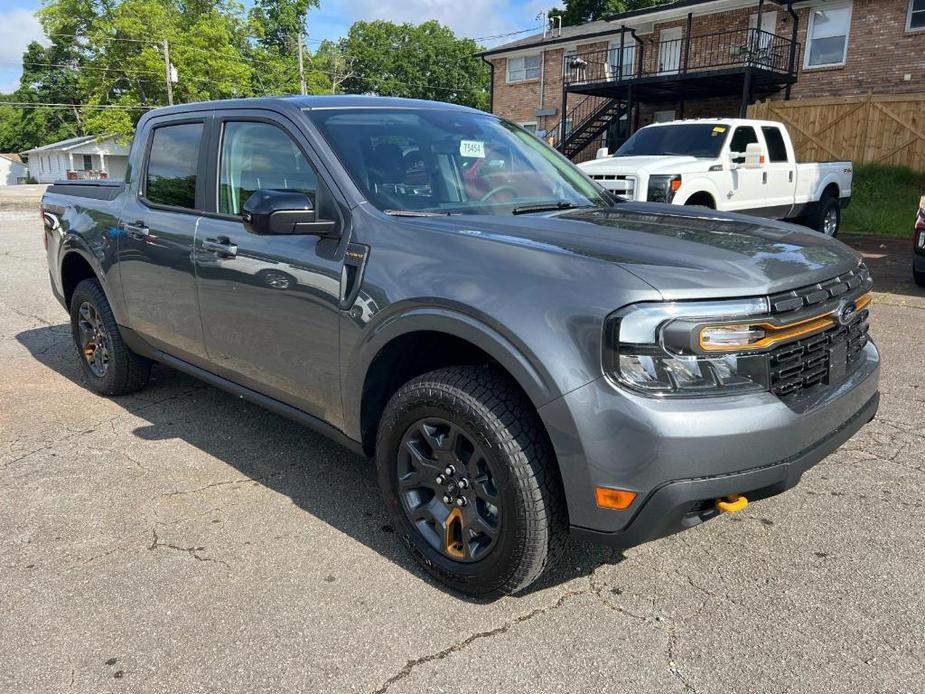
[22,134,130,183]
[0,153,29,185]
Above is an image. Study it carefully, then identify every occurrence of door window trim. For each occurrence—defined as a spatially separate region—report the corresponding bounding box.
[138,116,210,215]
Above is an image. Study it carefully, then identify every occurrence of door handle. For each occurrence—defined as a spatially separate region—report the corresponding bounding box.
[763,172,768,184]
[201,237,238,258]
[122,221,150,240]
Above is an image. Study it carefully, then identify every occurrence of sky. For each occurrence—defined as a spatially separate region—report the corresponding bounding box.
[0,0,559,94]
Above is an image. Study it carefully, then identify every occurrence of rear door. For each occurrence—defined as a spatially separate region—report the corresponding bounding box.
[194,109,347,422]
[117,115,210,362]
[759,124,797,218]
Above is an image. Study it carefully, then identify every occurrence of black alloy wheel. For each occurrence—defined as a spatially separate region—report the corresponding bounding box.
[397,417,501,563]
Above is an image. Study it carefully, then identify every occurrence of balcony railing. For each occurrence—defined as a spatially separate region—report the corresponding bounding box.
[564,28,798,89]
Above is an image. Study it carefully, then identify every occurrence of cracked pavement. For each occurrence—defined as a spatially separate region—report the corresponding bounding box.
[1,202,923,693]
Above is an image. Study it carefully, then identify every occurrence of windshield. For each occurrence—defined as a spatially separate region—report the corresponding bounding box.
[306,108,612,215]
[615,123,730,158]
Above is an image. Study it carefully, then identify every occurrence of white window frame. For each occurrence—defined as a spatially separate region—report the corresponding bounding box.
[518,121,538,135]
[506,54,541,83]
[803,2,853,69]
[908,0,925,32]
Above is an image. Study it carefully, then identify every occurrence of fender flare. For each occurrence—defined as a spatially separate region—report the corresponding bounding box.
[58,238,124,322]
[342,305,561,441]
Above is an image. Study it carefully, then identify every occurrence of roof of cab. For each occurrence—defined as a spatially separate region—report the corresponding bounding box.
[140,94,481,121]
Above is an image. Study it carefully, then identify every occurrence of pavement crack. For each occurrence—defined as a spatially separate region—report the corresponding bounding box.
[666,627,699,693]
[371,588,583,694]
[588,565,649,622]
[147,529,230,569]
[161,471,285,498]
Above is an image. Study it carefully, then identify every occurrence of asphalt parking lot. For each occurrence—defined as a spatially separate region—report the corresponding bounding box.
[1,189,923,693]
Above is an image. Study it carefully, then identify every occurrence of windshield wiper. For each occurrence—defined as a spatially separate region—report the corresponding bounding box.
[383,209,459,217]
[511,201,594,215]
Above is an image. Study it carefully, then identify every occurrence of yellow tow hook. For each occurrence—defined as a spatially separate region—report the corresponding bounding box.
[715,494,749,513]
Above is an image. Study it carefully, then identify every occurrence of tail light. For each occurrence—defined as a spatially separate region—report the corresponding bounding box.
[40,204,48,250]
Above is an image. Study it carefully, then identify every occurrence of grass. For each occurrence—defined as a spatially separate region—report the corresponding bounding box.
[841,164,925,237]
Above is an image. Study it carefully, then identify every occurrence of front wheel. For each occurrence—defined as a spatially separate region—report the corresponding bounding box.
[375,366,566,597]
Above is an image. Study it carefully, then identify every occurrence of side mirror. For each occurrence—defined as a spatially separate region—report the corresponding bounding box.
[744,143,766,170]
[595,147,609,159]
[241,189,338,237]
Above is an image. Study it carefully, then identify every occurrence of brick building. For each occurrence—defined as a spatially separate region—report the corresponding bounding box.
[478,0,925,161]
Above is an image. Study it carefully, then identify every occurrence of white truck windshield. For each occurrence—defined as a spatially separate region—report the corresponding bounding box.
[615,123,730,158]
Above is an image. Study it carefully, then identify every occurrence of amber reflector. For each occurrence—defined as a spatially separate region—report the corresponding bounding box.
[595,487,637,510]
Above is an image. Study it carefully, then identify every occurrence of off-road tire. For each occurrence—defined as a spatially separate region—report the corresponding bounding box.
[376,366,567,597]
[70,278,151,395]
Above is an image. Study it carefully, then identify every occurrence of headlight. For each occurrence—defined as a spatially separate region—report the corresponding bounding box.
[604,299,771,397]
[647,175,682,203]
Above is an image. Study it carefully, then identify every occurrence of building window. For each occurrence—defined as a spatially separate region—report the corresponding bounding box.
[518,122,538,135]
[82,154,93,171]
[909,0,925,31]
[507,54,541,82]
[805,4,852,68]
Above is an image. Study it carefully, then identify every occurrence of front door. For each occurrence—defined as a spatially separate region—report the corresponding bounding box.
[658,27,683,75]
[194,113,346,422]
[118,117,209,362]
[724,124,767,215]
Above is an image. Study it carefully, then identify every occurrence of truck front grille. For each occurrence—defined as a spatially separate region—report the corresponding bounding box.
[768,307,870,397]
[590,174,637,200]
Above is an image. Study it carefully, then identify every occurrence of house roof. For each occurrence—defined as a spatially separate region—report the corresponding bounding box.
[0,152,23,164]
[477,0,790,57]
[22,134,119,155]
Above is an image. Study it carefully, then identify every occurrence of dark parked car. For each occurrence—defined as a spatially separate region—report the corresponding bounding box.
[914,195,925,287]
[41,96,879,596]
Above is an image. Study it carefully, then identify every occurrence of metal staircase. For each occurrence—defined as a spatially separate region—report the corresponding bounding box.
[547,96,626,161]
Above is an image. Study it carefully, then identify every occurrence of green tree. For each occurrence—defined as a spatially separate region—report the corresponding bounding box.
[549,0,662,27]
[338,20,490,110]
[248,0,317,54]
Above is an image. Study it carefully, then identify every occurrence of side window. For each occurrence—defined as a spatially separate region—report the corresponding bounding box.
[145,122,203,209]
[729,126,759,154]
[762,126,789,163]
[219,121,318,216]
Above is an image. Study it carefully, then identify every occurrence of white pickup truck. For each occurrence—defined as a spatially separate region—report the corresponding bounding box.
[579,118,853,236]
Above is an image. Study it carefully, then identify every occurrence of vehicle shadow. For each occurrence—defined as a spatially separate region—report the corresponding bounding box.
[841,234,925,300]
[15,324,625,602]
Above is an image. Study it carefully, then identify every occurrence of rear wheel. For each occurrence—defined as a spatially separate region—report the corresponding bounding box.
[375,366,566,596]
[915,264,925,287]
[70,278,151,395]
[810,195,840,236]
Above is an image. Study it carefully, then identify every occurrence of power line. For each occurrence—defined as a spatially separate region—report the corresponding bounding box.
[0,101,155,110]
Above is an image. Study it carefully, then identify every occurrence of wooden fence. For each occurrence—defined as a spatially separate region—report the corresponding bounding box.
[748,93,925,171]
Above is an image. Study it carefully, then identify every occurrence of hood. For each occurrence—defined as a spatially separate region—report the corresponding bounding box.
[579,155,703,176]
[398,203,861,300]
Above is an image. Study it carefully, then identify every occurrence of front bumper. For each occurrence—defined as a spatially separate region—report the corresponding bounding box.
[538,341,880,547]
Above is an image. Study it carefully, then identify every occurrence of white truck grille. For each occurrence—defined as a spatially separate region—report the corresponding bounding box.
[590,174,637,200]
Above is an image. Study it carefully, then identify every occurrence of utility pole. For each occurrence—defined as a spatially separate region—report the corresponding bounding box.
[162,39,174,106]
[297,32,307,95]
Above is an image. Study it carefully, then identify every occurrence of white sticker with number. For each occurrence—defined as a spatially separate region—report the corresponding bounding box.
[459,140,486,158]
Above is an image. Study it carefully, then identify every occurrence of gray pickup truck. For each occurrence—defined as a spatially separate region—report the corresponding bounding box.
[41,96,879,596]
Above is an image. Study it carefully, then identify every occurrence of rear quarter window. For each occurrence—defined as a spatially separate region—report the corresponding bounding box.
[144,122,204,209]
[761,126,789,163]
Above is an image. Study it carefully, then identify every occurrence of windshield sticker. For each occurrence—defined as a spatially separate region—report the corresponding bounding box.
[459,140,486,158]
[712,127,727,136]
